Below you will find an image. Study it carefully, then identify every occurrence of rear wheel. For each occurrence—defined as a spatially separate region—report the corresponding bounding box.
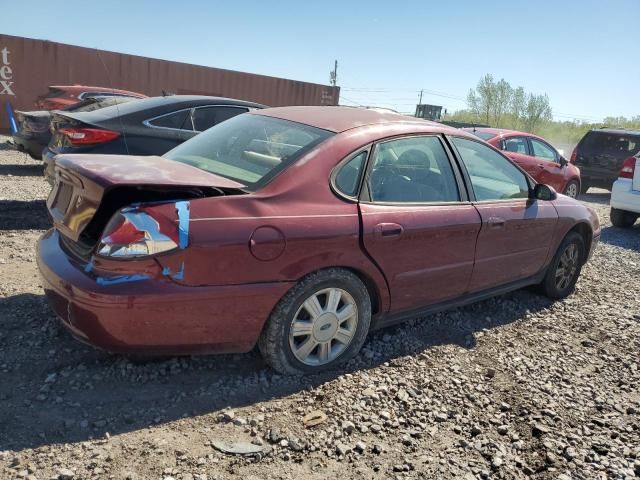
[258,269,371,374]
[564,180,579,198]
[610,207,638,228]
[540,232,585,300]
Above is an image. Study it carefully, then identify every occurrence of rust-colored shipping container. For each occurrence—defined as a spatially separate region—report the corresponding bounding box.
[0,33,339,133]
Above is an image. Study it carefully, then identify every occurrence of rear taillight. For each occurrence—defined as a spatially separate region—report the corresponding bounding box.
[620,157,637,179]
[97,207,182,258]
[570,147,577,163]
[59,127,120,145]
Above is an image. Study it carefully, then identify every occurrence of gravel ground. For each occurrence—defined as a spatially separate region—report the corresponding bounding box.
[0,135,639,480]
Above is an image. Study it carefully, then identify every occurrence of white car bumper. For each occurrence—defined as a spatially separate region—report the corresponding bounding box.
[611,178,640,214]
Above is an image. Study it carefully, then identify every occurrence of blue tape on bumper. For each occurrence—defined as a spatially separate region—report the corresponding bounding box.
[176,201,190,249]
[96,274,150,286]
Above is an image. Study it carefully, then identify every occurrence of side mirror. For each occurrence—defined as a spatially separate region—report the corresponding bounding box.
[559,156,568,167]
[533,184,557,201]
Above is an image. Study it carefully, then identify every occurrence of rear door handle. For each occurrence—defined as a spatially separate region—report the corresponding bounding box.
[487,216,505,229]
[375,222,404,238]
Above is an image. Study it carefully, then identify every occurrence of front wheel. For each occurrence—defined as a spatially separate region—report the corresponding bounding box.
[258,269,371,374]
[610,207,638,228]
[564,180,580,199]
[540,232,585,300]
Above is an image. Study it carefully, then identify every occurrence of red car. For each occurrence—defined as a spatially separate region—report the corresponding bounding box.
[35,85,147,110]
[37,107,600,374]
[464,127,582,198]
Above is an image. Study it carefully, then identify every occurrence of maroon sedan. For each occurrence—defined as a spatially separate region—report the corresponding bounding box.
[464,128,582,198]
[38,107,600,374]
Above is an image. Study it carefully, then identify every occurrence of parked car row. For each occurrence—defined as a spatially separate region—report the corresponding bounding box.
[13,96,140,159]
[11,85,265,172]
[37,106,601,374]
[463,127,582,198]
[42,95,265,183]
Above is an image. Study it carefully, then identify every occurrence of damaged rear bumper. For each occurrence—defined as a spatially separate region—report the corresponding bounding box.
[37,229,293,355]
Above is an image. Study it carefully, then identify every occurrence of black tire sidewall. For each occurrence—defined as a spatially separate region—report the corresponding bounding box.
[543,232,585,299]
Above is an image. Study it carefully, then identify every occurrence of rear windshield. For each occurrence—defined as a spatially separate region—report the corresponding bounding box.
[469,131,497,141]
[164,114,333,189]
[45,87,65,99]
[580,131,640,157]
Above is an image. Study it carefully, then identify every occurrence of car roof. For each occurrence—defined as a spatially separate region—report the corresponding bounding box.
[49,85,146,96]
[59,95,266,122]
[590,127,640,136]
[254,106,451,133]
[462,127,537,138]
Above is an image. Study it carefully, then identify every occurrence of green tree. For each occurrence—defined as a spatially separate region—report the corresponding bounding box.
[523,94,552,133]
[492,79,513,127]
[510,86,526,128]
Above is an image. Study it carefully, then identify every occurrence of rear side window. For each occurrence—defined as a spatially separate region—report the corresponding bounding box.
[334,151,367,197]
[451,137,529,201]
[192,106,247,131]
[502,137,529,155]
[368,136,460,203]
[147,110,193,130]
[580,131,640,157]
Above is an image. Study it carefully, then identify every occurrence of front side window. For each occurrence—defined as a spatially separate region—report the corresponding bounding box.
[164,114,333,189]
[147,110,193,130]
[502,137,530,155]
[530,139,557,161]
[451,137,529,201]
[368,136,460,203]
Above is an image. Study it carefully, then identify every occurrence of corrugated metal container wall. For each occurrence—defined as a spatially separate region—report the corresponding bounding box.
[0,34,340,132]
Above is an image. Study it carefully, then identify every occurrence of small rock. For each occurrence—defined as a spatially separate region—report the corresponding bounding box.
[341,420,355,433]
[335,442,351,456]
[57,468,75,480]
[354,441,367,453]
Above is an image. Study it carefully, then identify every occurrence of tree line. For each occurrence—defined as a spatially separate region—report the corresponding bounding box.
[446,74,640,146]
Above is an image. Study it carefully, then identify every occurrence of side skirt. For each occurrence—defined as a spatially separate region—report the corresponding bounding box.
[371,270,547,330]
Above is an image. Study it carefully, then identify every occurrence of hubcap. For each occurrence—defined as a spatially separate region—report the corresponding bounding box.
[289,287,358,366]
[555,243,579,290]
[566,183,578,198]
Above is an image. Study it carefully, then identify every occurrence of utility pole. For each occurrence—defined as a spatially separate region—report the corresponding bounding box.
[418,89,423,105]
[330,60,338,87]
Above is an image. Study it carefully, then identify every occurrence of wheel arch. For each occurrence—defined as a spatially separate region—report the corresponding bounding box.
[569,221,593,263]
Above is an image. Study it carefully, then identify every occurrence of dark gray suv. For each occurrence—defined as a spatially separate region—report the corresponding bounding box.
[572,128,640,192]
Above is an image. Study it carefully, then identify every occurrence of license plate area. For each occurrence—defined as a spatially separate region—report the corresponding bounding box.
[50,182,74,219]
[634,159,640,191]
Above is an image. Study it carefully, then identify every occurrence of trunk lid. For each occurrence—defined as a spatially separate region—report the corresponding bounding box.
[48,154,246,244]
[15,111,51,135]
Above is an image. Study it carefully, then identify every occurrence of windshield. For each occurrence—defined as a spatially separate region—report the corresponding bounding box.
[164,114,333,189]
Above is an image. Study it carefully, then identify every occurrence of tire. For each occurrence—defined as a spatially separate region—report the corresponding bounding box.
[564,180,580,199]
[581,181,591,194]
[258,268,371,374]
[540,232,585,300]
[610,208,637,228]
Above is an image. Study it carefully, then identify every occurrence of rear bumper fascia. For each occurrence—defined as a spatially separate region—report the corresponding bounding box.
[37,229,293,355]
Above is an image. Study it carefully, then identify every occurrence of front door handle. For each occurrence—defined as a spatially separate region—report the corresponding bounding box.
[375,222,404,238]
[487,216,505,229]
